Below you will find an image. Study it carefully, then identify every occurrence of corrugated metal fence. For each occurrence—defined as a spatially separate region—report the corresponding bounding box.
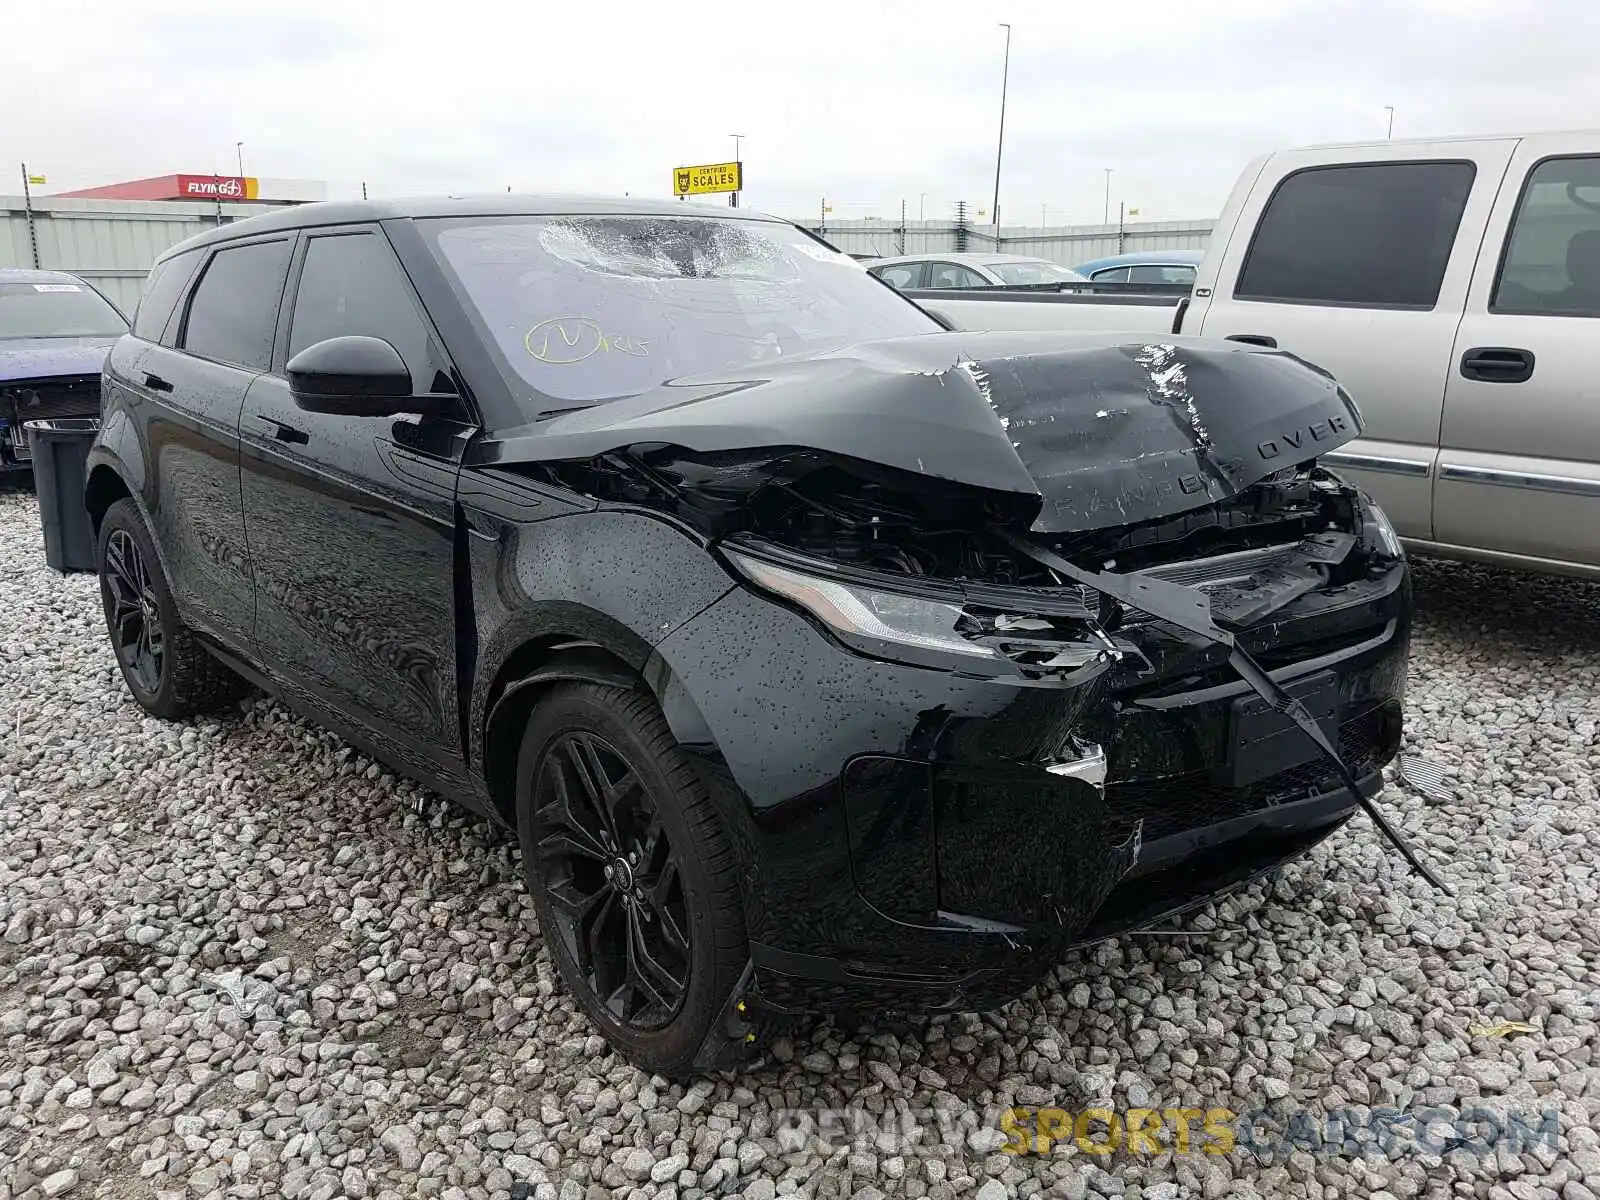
[800,217,1215,265]
[1,195,278,315]
[4,195,1218,314]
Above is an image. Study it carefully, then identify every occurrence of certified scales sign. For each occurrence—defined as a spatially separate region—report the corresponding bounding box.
[672,161,743,197]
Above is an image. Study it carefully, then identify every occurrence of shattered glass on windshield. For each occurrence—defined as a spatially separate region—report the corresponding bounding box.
[424,215,937,412]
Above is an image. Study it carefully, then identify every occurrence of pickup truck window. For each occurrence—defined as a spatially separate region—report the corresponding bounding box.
[1493,156,1600,318]
[1235,161,1476,309]
[424,215,939,413]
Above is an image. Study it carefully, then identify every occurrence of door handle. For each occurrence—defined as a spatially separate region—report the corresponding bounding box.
[1460,347,1535,383]
[1226,333,1277,348]
[143,373,174,392]
[255,414,309,445]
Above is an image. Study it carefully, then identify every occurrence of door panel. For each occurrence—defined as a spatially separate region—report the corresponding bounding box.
[1194,140,1518,540]
[238,226,476,778]
[1437,137,1600,568]
[143,236,294,646]
[139,348,253,643]
[239,376,471,772]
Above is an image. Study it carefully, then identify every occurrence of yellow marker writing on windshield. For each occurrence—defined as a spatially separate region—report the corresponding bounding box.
[526,317,649,364]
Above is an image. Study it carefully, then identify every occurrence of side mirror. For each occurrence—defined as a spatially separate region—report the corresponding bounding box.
[286,335,451,418]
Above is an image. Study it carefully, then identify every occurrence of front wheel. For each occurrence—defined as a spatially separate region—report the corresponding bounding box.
[97,498,249,719]
[515,683,748,1076]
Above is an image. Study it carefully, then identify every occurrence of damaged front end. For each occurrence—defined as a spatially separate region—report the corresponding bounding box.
[478,334,1433,995]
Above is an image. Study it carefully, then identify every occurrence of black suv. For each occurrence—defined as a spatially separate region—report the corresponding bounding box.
[88,198,1411,1075]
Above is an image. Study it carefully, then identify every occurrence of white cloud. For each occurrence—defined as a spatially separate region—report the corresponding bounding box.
[2,0,1593,223]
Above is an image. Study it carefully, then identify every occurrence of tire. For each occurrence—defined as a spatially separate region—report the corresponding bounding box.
[97,498,250,720]
[514,683,748,1077]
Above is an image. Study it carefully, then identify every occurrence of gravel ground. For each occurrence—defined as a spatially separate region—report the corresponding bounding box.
[2,485,1598,1200]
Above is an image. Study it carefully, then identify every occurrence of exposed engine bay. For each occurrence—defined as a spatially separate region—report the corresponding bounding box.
[517,446,1387,630]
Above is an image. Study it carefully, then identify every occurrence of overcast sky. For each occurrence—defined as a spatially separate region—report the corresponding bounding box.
[4,0,1592,226]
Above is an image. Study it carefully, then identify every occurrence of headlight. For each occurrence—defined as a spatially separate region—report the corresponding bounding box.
[724,548,1120,679]
[1362,497,1405,559]
[725,550,1001,661]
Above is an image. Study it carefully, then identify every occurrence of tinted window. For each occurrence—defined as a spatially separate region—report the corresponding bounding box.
[875,263,924,290]
[927,262,988,289]
[182,240,293,371]
[1127,264,1196,285]
[1493,156,1600,316]
[424,215,939,412]
[0,278,127,339]
[132,251,201,344]
[1091,267,1130,283]
[289,233,449,390]
[1235,161,1476,308]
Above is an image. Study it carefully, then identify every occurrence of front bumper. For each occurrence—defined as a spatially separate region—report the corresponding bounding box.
[650,556,1409,1016]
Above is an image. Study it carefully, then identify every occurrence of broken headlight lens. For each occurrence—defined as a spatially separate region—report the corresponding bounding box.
[724,550,1003,662]
[1362,497,1405,559]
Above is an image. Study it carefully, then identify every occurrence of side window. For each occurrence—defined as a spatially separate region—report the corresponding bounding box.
[875,263,924,290]
[289,233,451,391]
[1493,156,1600,317]
[927,262,987,289]
[182,240,293,371]
[1091,267,1131,283]
[132,250,201,345]
[1235,161,1476,308]
[1128,264,1195,285]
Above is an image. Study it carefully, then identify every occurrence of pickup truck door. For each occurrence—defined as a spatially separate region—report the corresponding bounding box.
[1434,135,1600,571]
[1188,139,1518,541]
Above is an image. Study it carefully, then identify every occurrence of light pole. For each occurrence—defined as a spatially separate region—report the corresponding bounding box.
[236,142,245,177]
[919,193,927,221]
[729,133,744,207]
[1103,168,1112,224]
[991,23,1011,230]
[1383,106,1394,139]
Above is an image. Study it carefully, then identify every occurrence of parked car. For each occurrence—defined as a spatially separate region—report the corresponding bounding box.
[867,252,1086,290]
[916,131,1600,582]
[86,197,1410,1075]
[0,268,127,470]
[1073,250,1204,285]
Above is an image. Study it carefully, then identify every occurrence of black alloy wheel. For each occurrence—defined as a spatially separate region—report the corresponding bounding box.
[96,498,250,719]
[514,683,749,1077]
[530,731,693,1029]
[102,527,164,695]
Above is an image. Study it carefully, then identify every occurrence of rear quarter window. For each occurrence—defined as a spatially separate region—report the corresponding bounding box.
[1235,160,1476,309]
[133,250,202,345]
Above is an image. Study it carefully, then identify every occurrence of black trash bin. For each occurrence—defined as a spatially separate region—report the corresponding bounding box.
[25,418,101,573]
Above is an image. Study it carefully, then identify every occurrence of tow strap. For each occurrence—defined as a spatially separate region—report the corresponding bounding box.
[997,530,1452,895]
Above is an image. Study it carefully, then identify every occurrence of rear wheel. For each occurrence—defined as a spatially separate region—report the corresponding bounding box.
[97,499,249,719]
[515,683,748,1076]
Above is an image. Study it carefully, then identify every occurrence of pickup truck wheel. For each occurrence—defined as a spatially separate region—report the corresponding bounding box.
[515,683,748,1077]
[97,499,249,719]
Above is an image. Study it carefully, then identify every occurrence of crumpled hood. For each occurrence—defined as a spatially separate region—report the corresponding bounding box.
[479,330,1363,533]
[0,336,119,384]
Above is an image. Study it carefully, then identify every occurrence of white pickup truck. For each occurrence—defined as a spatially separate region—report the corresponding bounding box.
[915,131,1600,581]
